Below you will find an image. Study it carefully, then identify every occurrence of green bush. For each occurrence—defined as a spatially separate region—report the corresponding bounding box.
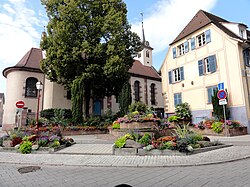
[129,102,147,113]
[139,133,151,146]
[188,133,203,144]
[114,137,127,148]
[175,102,192,119]
[19,138,32,154]
[40,108,72,119]
[211,121,223,133]
[168,115,179,122]
[112,123,120,129]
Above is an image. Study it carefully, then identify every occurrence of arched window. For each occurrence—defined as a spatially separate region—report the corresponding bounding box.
[25,77,38,97]
[150,83,156,105]
[134,81,140,101]
[146,50,149,58]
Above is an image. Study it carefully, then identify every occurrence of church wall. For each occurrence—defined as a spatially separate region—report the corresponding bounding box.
[3,71,44,129]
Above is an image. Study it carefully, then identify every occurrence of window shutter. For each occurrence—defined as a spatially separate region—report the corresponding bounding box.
[174,94,177,106]
[180,67,184,80]
[205,29,211,43]
[168,71,172,84]
[208,55,217,73]
[198,60,204,76]
[207,87,212,103]
[243,50,250,67]
[184,41,189,53]
[191,37,196,50]
[179,94,182,104]
[172,47,176,59]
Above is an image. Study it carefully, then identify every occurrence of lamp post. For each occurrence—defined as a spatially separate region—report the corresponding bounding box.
[36,81,43,128]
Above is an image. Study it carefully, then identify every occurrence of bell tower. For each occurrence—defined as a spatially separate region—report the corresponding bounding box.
[134,13,153,67]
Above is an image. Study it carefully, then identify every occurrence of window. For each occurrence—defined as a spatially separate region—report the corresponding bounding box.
[66,90,71,100]
[243,49,250,67]
[134,81,140,101]
[146,50,149,58]
[207,86,217,103]
[172,47,176,59]
[138,53,141,58]
[196,29,211,47]
[25,77,38,97]
[178,44,185,56]
[198,55,217,76]
[174,93,182,106]
[168,67,184,84]
[150,83,156,105]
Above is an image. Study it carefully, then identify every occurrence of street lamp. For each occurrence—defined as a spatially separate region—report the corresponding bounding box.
[36,81,43,128]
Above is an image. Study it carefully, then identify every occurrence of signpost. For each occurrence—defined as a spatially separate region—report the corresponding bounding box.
[15,100,25,130]
[217,87,228,136]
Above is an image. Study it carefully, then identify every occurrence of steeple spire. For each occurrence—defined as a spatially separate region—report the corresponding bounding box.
[141,13,146,45]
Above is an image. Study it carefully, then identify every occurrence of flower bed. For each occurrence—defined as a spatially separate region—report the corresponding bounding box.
[192,120,247,136]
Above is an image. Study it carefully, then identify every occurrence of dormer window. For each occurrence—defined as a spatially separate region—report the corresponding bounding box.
[239,27,246,39]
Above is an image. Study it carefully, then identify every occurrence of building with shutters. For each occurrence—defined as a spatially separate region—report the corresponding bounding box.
[160,10,250,129]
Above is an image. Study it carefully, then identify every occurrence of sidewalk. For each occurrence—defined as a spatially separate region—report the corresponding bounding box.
[1,132,250,167]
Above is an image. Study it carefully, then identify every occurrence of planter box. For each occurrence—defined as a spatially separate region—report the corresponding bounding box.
[0,144,73,154]
[120,121,156,130]
[61,129,108,136]
[113,144,231,156]
[190,126,247,136]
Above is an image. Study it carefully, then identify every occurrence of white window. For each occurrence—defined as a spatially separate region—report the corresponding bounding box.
[197,33,206,47]
[198,55,217,76]
[196,29,211,47]
[168,67,184,84]
[178,44,185,56]
[173,68,181,82]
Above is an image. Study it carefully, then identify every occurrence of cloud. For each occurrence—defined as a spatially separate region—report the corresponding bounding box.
[131,0,217,54]
[0,0,47,92]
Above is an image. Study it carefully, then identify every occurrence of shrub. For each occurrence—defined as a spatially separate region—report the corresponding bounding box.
[40,108,72,119]
[114,137,127,148]
[129,102,147,113]
[173,124,190,139]
[167,115,179,122]
[19,137,32,154]
[139,133,151,146]
[112,122,120,129]
[175,102,192,119]
[211,121,223,133]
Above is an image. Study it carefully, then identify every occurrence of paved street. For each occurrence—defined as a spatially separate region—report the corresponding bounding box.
[0,157,250,187]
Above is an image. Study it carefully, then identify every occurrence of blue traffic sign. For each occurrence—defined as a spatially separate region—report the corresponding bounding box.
[217,82,224,90]
[217,90,227,100]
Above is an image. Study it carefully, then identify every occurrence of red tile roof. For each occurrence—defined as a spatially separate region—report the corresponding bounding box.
[170,10,247,45]
[3,48,43,77]
[129,60,161,80]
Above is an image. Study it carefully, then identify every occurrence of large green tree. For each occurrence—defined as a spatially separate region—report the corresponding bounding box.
[40,0,141,119]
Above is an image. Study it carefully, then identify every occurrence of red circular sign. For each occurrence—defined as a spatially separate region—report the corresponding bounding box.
[16,100,25,108]
[217,90,227,100]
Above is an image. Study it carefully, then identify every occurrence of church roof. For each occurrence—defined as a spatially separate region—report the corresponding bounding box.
[3,48,43,77]
[170,10,245,45]
[129,60,161,81]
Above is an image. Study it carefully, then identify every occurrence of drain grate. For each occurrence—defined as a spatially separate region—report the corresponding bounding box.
[18,166,41,174]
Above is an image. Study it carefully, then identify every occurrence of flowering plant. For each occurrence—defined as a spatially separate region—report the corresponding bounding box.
[117,111,160,123]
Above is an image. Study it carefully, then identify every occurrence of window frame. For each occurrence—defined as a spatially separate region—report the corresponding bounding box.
[150,83,156,105]
[178,43,185,56]
[198,55,217,76]
[174,93,182,107]
[134,81,140,102]
[25,77,38,98]
[207,85,217,104]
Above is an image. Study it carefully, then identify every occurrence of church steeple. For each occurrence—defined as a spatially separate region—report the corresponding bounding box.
[134,13,153,67]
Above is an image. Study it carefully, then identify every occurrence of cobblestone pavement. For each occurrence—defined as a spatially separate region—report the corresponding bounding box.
[1,158,250,187]
[1,145,250,167]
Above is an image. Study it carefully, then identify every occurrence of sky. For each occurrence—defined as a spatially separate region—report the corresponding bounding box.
[0,0,250,95]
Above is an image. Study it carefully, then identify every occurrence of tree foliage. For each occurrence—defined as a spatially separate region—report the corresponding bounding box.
[40,0,141,117]
[118,81,132,116]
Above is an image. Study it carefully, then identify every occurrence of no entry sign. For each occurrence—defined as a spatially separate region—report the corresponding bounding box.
[16,100,25,108]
